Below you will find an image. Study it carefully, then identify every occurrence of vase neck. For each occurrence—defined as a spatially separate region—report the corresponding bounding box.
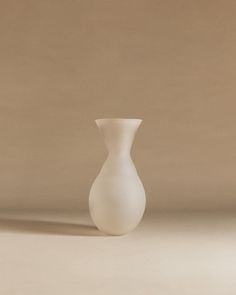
[96,119,142,156]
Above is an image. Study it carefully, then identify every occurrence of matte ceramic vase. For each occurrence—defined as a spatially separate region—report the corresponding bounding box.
[89,118,146,235]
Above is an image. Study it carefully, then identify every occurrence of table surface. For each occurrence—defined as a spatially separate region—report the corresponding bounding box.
[0,210,235,295]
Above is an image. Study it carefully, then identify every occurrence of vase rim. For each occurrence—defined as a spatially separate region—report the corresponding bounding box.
[95,118,142,123]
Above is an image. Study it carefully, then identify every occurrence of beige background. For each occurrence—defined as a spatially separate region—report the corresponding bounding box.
[0,0,236,211]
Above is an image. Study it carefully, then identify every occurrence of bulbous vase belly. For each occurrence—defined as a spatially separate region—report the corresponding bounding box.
[89,118,146,235]
[89,172,146,235]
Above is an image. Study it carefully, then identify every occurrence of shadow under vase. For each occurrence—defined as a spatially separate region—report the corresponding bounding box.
[0,218,105,236]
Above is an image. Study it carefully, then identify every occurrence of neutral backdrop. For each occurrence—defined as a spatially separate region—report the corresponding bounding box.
[0,0,236,211]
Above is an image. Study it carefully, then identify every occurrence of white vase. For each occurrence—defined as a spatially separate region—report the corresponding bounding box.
[89,118,146,235]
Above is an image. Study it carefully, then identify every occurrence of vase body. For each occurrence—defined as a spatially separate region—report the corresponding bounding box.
[89,118,146,235]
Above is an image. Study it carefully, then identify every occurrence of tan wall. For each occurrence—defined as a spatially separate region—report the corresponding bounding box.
[0,0,235,210]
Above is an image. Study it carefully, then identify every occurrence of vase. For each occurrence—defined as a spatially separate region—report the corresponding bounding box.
[89,118,146,235]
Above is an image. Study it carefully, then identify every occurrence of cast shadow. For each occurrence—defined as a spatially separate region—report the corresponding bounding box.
[0,218,104,237]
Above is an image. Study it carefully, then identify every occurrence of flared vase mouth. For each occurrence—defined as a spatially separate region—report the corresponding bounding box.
[95,118,142,126]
